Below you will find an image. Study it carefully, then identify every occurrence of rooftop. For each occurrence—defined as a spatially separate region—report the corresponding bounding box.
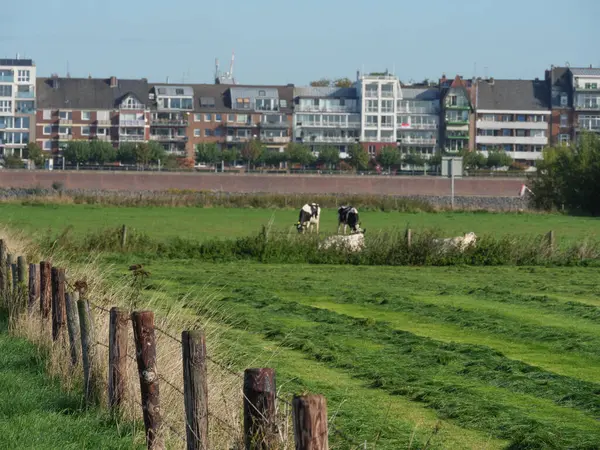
[570,68,600,77]
[294,86,357,99]
[401,87,440,101]
[477,79,550,111]
[0,58,34,67]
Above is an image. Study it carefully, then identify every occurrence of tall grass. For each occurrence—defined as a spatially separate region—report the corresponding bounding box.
[44,225,600,267]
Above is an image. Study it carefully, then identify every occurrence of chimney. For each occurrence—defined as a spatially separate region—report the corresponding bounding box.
[51,73,59,90]
[110,76,118,88]
[489,77,494,85]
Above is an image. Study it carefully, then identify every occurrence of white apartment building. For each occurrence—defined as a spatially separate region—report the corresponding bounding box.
[0,58,36,158]
[294,86,360,156]
[397,87,440,158]
[356,74,403,156]
[571,68,600,138]
[475,79,550,165]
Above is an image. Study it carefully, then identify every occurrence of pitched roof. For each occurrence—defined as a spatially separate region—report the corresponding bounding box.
[152,85,194,96]
[477,79,550,111]
[37,77,149,109]
[570,68,600,77]
[293,86,357,99]
[401,87,440,101]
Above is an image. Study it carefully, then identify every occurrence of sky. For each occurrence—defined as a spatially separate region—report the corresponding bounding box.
[1,0,598,86]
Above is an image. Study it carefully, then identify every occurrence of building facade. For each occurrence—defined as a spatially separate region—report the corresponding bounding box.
[571,68,600,140]
[149,85,193,156]
[293,86,360,157]
[545,66,574,146]
[356,74,403,157]
[0,58,36,158]
[440,75,474,153]
[475,79,550,165]
[36,76,150,155]
[396,86,440,159]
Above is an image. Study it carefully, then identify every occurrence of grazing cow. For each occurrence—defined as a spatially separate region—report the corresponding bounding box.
[320,232,365,252]
[296,203,321,233]
[433,232,478,252]
[337,206,363,234]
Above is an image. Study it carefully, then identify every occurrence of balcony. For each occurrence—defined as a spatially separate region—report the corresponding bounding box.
[259,121,290,129]
[0,74,14,83]
[16,108,35,114]
[16,90,35,99]
[307,136,357,144]
[150,119,187,126]
[150,134,186,142]
[399,137,437,145]
[226,136,250,143]
[262,136,291,144]
[397,106,439,114]
[380,91,394,98]
[120,135,146,142]
[298,121,361,129]
[476,120,548,130]
[58,134,73,140]
[446,119,469,126]
[575,103,600,111]
[119,119,146,127]
[365,90,378,98]
[476,136,548,145]
[379,137,396,143]
[479,150,543,161]
[59,118,73,125]
[380,122,395,129]
[296,105,357,113]
[446,132,469,139]
[97,119,112,125]
[445,103,470,110]
[405,123,438,130]
[225,121,254,128]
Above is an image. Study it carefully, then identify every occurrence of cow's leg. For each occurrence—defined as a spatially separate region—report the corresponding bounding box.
[337,222,341,234]
[316,221,319,234]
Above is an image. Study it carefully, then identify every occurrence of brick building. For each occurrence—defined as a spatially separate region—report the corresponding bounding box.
[545,66,574,146]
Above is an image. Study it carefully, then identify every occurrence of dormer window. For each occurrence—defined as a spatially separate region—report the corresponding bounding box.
[121,96,143,109]
[258,90,266,96]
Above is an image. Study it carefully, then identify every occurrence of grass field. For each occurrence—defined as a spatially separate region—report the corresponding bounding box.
[2,203,599,243]
[0,313,144,450]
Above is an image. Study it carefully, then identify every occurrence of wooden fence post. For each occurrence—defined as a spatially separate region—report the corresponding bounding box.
[547,230,555,250]
[243,368,277,450]
[28,263,39,314]
[8,253,16,292]
[0,239,7,295]
[40,261,52,319]
[121,225,127,250]
[131,310,163,450]
[51,267,67,341]
[292,395,328,450]
[405,228,412,248]
[108,307,129,411]
[17,255,27,286]
[78,298,98,405]
[65,292,80,366]
[182,330,208,450]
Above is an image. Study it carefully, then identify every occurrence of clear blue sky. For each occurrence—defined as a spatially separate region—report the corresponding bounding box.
[1,0,598,85]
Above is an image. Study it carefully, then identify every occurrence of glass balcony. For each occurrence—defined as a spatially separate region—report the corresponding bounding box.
[0,74,14,83]
[16,91,35,99]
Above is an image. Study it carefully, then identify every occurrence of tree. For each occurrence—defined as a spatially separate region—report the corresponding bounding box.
[430,150,443,168]
[334,78,353,88]
[346,144,370,170]
[179,157,195,169]
[530,132,600,215]
[286,143,315,168]
[486,150,513,169]
[309,78,331,87]
[241,139,263,169]
[222,148,240,165]
[24,142,45,167]
[462,150,487,170]
[376,146,400,171]
[403,152,427,173]
[261,149,286,168]
[317,146,340,169]
[90,140,116,164]
[2,154,23,169]
[196,143,220,165]
[135,141,165,166]
[63,141,91,164]
[116,143,137,164]
[162,154,179,169]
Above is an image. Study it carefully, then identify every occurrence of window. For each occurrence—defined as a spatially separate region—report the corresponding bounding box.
[59,111,72,120]
[205,114,211,121]
[339,98,346,107]
[16,100,34,113]
[0,85,11,97]
[516,130,526,137]
[503,145,511,152]
[258,90,266,96]
[43,140,52,151]
[0,100,12,112]
[517,115,526,122]
[194,129,201,137]
[381,116,394,128]
[481,114,495,122]
[585,83,598,90]
[194,114,202,122]
[175,88,184,95]
[559,134,570,145]
[58,127,72,135]
[81,126,90,136]
[366,115,378,126]
[215,114,222,121]
[516,145,525,152]
[17,70,30,82]
[280,99,287,108]
[531,130,546,137]
[97,128,107,136]
[43,109,52,120]
[368,145,376,155]
[366,100,378,113]
[82,111,91,121]
[227,114,235,122]
[121,96,143,109]
[14,117,29,129]
[97,111,110,122]
[43,125,52,135]
[237,114,248,123]
[560,114,567,128]
[256,98,276,111]
[214,128,222,137]
[381,100,393,113]
[560,95,568,106]
[502,129,512,136]
[205,129,213,137]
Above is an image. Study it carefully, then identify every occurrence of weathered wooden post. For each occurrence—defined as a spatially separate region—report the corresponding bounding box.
[182,330,208,450]
[243,368,277,450]
[293,395,329,450]
[51,267,67,341]
[131,310,163,450]
[405,228,412,249]
[65,292,80,366]
[121,225,127,250]
[17,255,27,286]
[40,261,52,319]
[108,307,129,411]
[8,253,16,292]
[78,297,98,405]
[547,230,555,251]
[28,263,39,314]
[0,239,7,295]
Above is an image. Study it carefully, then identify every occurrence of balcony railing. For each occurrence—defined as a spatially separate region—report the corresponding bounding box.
[150,135,186,142]
[575,103,600,111]
[298,121,361,128]
[259,121,290,129]
[401,123,438,130]
[296,105,357,113]
[150,119,188,126]
[97,119,112,125]
[380,91,394,98]
[475,135,548,145]
[120,119,146,127]
[397,106,439,114]
[58,134,73,140]
[16,91,35,99]
[16,108,35,114]
[225,136,250,143]
[307,136,357,143]
[445,103,470,110]
[365,90,378,98]
[575,85,600,92]
[380,123,394,129]
[58,118,73,124]
[120,135,146,141]
[446,133,469,139]
[476,120,548,130]
[262,136,291,144]
[399,137,437,145]
[0,74,14,83]
[446,119,469,126]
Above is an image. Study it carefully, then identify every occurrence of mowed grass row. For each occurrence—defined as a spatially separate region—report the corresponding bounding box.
[2,203,599,243]
[116,258,600,449]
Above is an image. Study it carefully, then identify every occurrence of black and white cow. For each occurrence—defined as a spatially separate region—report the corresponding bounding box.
[297,203,321,233]
[337,206,364,234]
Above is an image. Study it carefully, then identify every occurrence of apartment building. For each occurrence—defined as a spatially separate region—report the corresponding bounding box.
[475,79,550,165]
[0,58,36,158]
[571,68,600,140]
[440,75,474,153]
[356,74,403,156]
[293,86,360,156]
[396,86,440,158]
[36,76,150,154]
[149,85,193,156]
[545,66,574,145]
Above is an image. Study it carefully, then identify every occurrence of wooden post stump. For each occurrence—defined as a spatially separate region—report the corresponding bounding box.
[293,395,329,450]
[65,292,80,366]
[40,261,52,319]
[131,310,163,450]
[547,230,555,251]
[405,228,412,249]
[17,255,27,286]
[243,368,277,450]
[78,298,98,405]
[121,225,127,250]
[0,240,7,295]
[182,330,208,450]
[51,267,66,341]
[28,263,39,314]
[108,307,129,411]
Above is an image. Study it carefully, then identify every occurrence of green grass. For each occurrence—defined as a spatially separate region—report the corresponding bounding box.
[0,313,144,450]
[2,203,599,243]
